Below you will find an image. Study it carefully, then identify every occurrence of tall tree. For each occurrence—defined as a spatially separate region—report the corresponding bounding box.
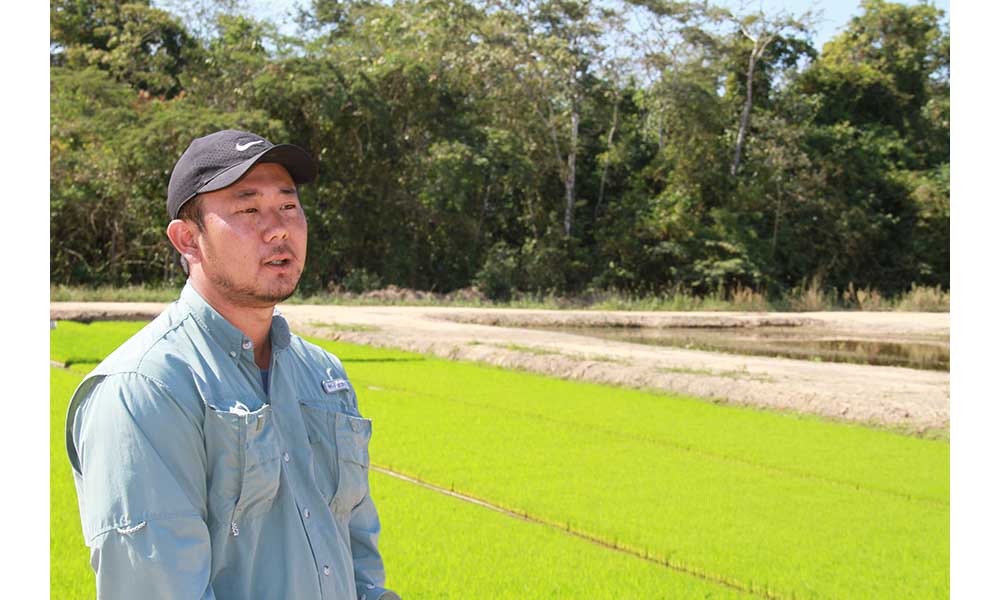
[48,0,950,298]
[799,0,948,159]
[793,0,950,291]
[723,5,815,176]
[479,0,615,237]
[51,0,197,97]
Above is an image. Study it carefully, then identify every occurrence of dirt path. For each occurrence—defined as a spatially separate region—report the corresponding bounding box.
[51,302,950,433]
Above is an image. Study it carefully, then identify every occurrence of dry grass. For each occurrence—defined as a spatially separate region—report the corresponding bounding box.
[51,281,949,313]
[726,285,770,312]
[787,276,837,312]
[892,284,950,312]
[842,282,887,311]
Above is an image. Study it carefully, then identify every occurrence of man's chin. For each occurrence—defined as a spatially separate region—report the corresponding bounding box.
[202,268,303,309]
[253,267,304,303]
[227,282,301,309]
[254,281,300,306]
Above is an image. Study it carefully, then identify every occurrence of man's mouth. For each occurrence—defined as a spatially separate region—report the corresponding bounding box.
[262,252,294,267]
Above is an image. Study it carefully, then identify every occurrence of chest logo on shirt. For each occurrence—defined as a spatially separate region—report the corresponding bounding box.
[322,378,350,394]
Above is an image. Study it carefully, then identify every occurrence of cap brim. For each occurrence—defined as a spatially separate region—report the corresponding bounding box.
[196,143,318,195]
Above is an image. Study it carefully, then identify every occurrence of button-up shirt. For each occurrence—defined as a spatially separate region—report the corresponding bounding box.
[65,283,400,600]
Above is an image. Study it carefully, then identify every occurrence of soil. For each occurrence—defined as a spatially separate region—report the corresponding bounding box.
[50,302,950,434]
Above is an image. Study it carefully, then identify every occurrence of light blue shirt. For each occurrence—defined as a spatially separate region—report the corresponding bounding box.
[66,283,400,600]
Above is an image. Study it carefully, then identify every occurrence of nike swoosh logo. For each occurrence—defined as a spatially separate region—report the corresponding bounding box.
[235,140,264,152]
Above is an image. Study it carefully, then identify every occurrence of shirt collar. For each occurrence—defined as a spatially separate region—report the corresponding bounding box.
[179,282,291,359]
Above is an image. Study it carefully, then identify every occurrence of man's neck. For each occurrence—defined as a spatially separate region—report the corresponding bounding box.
[188,278,274,369]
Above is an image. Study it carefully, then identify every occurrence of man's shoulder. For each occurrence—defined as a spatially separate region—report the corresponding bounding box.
[87,302,193,382]
[66,304,200,471]
[73,301,221,417]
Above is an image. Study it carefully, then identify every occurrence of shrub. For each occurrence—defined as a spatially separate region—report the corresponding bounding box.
[474,242,520,301]
[340,268,384,294]
[841,282,886,311]
[727,284,770,312]
[787,276,837,312]
[893,284,950,312]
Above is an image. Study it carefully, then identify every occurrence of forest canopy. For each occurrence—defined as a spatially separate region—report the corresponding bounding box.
[50,0,949,301]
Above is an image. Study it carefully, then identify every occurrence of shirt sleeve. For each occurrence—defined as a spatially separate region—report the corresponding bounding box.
[68,372,216,600]
[349,492,402,600]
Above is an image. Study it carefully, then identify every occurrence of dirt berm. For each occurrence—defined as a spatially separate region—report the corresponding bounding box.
[51,302,950,434]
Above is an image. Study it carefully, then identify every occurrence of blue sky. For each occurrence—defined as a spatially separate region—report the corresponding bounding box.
[241,0,950,50]
[774,0,950,49]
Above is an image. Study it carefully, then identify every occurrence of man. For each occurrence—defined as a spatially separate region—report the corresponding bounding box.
[65,129,401,600]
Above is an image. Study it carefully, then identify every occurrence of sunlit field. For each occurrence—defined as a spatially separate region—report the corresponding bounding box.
[51,321,948,599]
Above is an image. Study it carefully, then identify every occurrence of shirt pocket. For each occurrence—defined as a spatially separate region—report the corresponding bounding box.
[204,402,283,535]
[332,411,372,514]
[299,398,372,515]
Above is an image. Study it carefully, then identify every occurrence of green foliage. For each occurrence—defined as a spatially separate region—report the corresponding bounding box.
[51,0,197,97]
[49,64,281,286]
[473,241,518,301]
[339,268,384,293]
[50,0,949,299]
[805,0,948,139]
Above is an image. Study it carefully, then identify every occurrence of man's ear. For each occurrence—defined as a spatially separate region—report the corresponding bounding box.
[166,219,201,266]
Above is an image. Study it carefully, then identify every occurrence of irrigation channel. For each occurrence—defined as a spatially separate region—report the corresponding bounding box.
[529,324,949,371]
[372,466,777,599]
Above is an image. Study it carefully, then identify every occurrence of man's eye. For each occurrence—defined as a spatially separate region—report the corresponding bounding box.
[240,207,258,214]
[281,203,298,210]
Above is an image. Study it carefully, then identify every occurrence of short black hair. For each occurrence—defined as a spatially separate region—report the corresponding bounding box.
[176,195,205,231]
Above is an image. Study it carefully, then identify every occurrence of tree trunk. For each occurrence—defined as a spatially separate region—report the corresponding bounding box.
[731,34,773,177]
[771,189,783,258]
[657,109,664,152]
[477,179,492,244]
[730,51,757,176]
[563,106,578,236]
[596,97,620,217]
[109,218,121,281]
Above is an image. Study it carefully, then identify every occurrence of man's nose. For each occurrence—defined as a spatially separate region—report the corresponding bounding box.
[261,209,289,242]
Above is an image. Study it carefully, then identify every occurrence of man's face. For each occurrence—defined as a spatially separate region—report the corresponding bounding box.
[190,162,308,308]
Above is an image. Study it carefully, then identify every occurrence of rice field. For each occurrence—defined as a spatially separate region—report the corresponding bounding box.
[50,321,949,598]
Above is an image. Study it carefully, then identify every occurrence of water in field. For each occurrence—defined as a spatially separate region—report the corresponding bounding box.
[535,325,950,371]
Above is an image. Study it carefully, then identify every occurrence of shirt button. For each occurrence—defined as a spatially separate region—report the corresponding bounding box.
[322,565,331,576]
[283,451,290,463]
[228,351,237,358]
[242,339,252,350]
[303,508,311,519]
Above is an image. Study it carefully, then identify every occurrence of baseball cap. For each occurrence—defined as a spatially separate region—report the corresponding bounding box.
[167,129,318,219]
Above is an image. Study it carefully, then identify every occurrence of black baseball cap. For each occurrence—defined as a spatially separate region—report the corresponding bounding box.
[167,129,318,219]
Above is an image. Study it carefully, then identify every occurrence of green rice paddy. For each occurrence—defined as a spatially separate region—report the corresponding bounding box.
[50,320,949,599]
